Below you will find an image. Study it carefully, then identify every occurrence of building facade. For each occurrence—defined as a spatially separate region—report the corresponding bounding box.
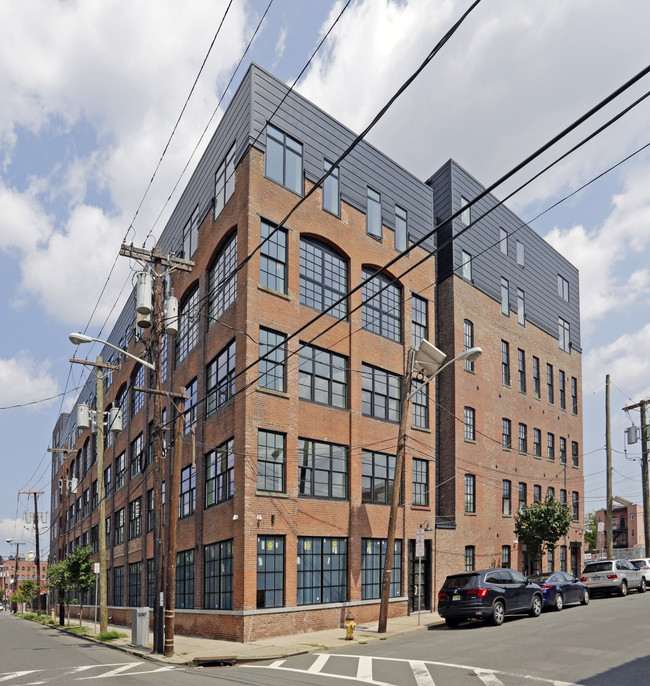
[49,64,583,640]
[0,556,48,602]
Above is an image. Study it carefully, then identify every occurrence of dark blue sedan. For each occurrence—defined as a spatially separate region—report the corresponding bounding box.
[530,571,589,611]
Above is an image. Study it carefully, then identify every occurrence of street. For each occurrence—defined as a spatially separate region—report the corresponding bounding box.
[1,592,650,685]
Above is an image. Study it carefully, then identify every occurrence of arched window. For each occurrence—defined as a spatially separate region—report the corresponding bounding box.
[361,268,401,342]
[209,233,237,324]
[300,238,347,319]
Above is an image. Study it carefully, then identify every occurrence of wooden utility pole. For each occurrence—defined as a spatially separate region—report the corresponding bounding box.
[18,491,44,615]
[606,374,613,559]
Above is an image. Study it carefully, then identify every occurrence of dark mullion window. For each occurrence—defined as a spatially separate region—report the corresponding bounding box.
[501,340,510,386]
[181,206,200,259]
[518,423,527,454]
[411,381,428,429]
[502,480,512,515]
[298,438,347,500]
[518,482,527,510]
[130,433,143,478]
[208,233,237,322]
[206,339,236,415]
[300,239,348,319]
[412,458,428,506]
[179,466,196,518]
[411,295,428,349]
[113,566,124,606]
[464,320,475,371]
[128,562,142,607]
[571,377,578,414]
[128,498,141,539]
[259,328,286,392]
[115,453,125,490]
[362,450,396,505]
[465,474,476,513]
[176,288,199,366]
[206,438,235,505]
[297,537,347,605]
[265,124,302,194]
[518,349,526,393]
[362,363,400,422]
[362,268,402,342]
[464,407,475,441]
[559,371,566,410]
[572,441,579,468]
[204,540,233,610]
[547,364,554,404]
[361,538,402,599]
[175,550,194,609]
[260,220,287,293]
[547,433,555,461]
[257,536,284,609]
[299,344,348,408]
[533,357,541,397]
[502,419,512,449]
[533,429,542,457]
[132,365,144,416]
[114,508,125,545]
[257,432,285,494]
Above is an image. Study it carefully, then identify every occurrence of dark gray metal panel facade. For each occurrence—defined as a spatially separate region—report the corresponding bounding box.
[429,160,581,352]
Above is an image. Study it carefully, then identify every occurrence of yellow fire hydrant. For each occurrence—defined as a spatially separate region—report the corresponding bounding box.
[344,612,356,640]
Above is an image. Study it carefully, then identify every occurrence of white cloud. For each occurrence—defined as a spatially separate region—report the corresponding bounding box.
[0,352,58,410]
[274,26,288,68]
[0,182,53,253]
[0,518,37,557]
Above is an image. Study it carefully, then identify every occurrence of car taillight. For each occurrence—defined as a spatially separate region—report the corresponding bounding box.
[438,591,445,601]
[607,574,618,579]
[539,584,552,590]
[579,577,587,582]
[466,588,488,598]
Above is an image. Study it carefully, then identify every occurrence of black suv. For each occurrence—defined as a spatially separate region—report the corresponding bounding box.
[437,568,543,627]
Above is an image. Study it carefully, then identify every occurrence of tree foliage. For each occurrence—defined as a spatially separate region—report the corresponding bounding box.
[583,511,598,551]
[65,545,95,626]
[514,497,572,567]
[19,580,39,606]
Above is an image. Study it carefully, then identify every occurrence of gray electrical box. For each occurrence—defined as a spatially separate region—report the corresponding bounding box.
[131,608,149,647]
[626,426,640,445]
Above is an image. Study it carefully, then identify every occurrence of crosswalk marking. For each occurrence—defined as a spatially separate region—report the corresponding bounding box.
[0,673,37,683]
[356,657,373,681]
[411,660,436,686]
[475,671,505,685]
[308,654,329,673]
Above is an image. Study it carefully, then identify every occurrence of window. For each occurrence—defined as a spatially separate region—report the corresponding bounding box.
[362,538,402,599]
[114,508,125,546]
[516,240,525,266]
[412,459,428,507]
[394,205,407,252]
[257,432,285,494]
[105,516,111,548]
[518,423,527,453]
[299,344,347,408]
[362,268,401,342]
[499,227,508,254]
[464,320,475,371]
[501,546,511,568]
[260,220,287,293]
[464,407,475,441]
[412,295,428,349]
[298,438,347,500]
[175,550,194,609]
[502,419,512,449]
[572,441,579,468]
[533,429,542,457]
[92,480,98,510]
[501,278,509,316]
[160,333,168,384]
[534,484,542,503]
[571,377,578,414]
[465,546,475,572]
[362,450,396,505]
[547,486,555,500]
[132,365,144,416]
[517,288,525,326]
[366,187,382,239]
[465,474,476,514]
[501,340,510,386]
[518,349,526,393]
[176,288,199,366]
[533,357,541,398]
[547,548,554,573]
[362,363,400,422]
[128,498,141,539]
[214,142,236,219]
[558,274,569,301]
[297,537,347,605]
[128,562,141,607]
[181,206,200,259]
[257,536,284,608]
[547,433,555,461]
[571,493,579,520]
[208,233,237,322]
[559,437,567,464]
[147,489,154,532]
[206,438,235,505]
[179,465,196,518]
[130,434,143,478]
[259,328,286,392]
[116,387,128,430]
[460,196,470,225]
[322,160,340,215]
[560,546,567,572]
[300,238,347,319]
[204,540,233,610]
[559,317,571,352]
[518,482,527,510]
[115,453,125,490]
[461,250,472,281]
[502,480,512,516]
[113,566,124,606]
[560,489,567,505]
[104,465,112,497]
[547,364,554,404]
[265,123,302,194]
[559,371,566,410]
[411,381,428,429]
[184,378,197,434]
[206,339,236,415]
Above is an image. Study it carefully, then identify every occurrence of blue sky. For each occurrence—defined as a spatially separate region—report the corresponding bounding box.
[1,0,650,559]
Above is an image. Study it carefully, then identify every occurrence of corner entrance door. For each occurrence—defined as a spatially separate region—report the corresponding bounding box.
[408,539,431,612]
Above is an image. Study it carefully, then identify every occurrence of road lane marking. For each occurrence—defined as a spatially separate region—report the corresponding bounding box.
[475,671,505,685]
[356,657,373,681]
[268,660,286,668]
[308,654,330,673]
[0,673,38,682]
[82,664,139,679]
[410,660,436,685]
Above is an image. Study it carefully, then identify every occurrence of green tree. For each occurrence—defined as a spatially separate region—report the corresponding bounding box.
[583,511,598,551]
[65,545,95,626]
[19,580,38,610]
[47,559,71,625]
[515,496,572,574]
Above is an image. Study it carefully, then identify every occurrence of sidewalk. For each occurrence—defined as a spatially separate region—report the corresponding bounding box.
[54,610,444,666]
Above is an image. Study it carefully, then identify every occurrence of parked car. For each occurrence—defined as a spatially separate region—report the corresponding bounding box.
[630,558,650,572]
[580,559,646,596]
[529,571,589,610]
[437,568,543,627]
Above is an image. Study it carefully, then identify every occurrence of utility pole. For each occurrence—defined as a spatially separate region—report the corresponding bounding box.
[606,374,613,559]
[622,398,650,555]
[18,491,44,615]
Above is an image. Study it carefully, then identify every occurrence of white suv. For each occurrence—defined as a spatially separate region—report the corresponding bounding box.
[580,559,646,596]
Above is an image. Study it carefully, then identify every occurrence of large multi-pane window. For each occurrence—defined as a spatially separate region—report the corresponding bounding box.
[502,480,512,516]
[412,459,428,507]
[501,340,510,386]
[176,288,199,365]
[265,124,302,194]
[572,492,580,520]
[259,328,286,392]
[366,187,382,238]
[214,142,236,218]
[464,320,475,371]
[461,250,472,281]
[184,377,198,434]
[130,434,143,478]
[257,536,284,609]
[518,349,526,393]
[558,274,570,301]
[300,239,347,319]
[175,550,194,609]
[411,295,428,349]
[501,277,509,316]
[502,419,512,449]
[206,339,236,415]
[179,465,196,518]
[464,407,476,441]
[181,206,200,259]
[465,474,476,513]
[128,562,141,607]
[362,363,400,422]
[547,433,555,461]
[547,364,554,404]
[518,423,527,454]
[115,453,125,490]
[128,498,141,539]
[104,465,112,497]
[559,437,567,464]
[362,450,396,505]
[206,438,235,505]
[113,566,124,606]
[534,484,542,503]
[533,428,542,457]
[394,205,407,252]
[533,356,541,398]
[465,546,475,572]
[260,220,287,293]
[571,377,578,414]
[572,441,579,468]
[518,482,527,510]
[559,370,566,410]
[559,317,571,352]
[299,344,347,408]
[204,540,233,610]
[361,268,401,342]
[297,537,347,605]
[361,539,402,599]
[322,160,340,215]
[132,365,144,416]
[298,439,347,499]
[257,432,285,494]
[208,233,237,322]
[517,289,526,326]
[114,508,125,545]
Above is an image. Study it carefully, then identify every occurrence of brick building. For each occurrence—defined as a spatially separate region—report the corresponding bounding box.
[0,556,48,601]
[49,64,583,640]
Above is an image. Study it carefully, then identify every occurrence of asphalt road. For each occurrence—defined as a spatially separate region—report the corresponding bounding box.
[1,592,649,685]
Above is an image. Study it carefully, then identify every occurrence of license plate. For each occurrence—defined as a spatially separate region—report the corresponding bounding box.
[453,594,461,601]
[592,575,601,580]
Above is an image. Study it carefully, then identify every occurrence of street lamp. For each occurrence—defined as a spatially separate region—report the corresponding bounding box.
[377,340,482,633]
[69,333,155,370]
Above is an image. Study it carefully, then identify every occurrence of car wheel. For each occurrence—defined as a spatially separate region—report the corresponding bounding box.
[529,595,542,617]
[639,577,647,593]
[445,618,461,628]
[490,600,505,626]
[581,588,590,605]
[618,580,628,597]
[554,593,564,611]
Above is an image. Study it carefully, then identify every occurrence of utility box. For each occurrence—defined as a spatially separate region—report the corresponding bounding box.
[132,608,149,647]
